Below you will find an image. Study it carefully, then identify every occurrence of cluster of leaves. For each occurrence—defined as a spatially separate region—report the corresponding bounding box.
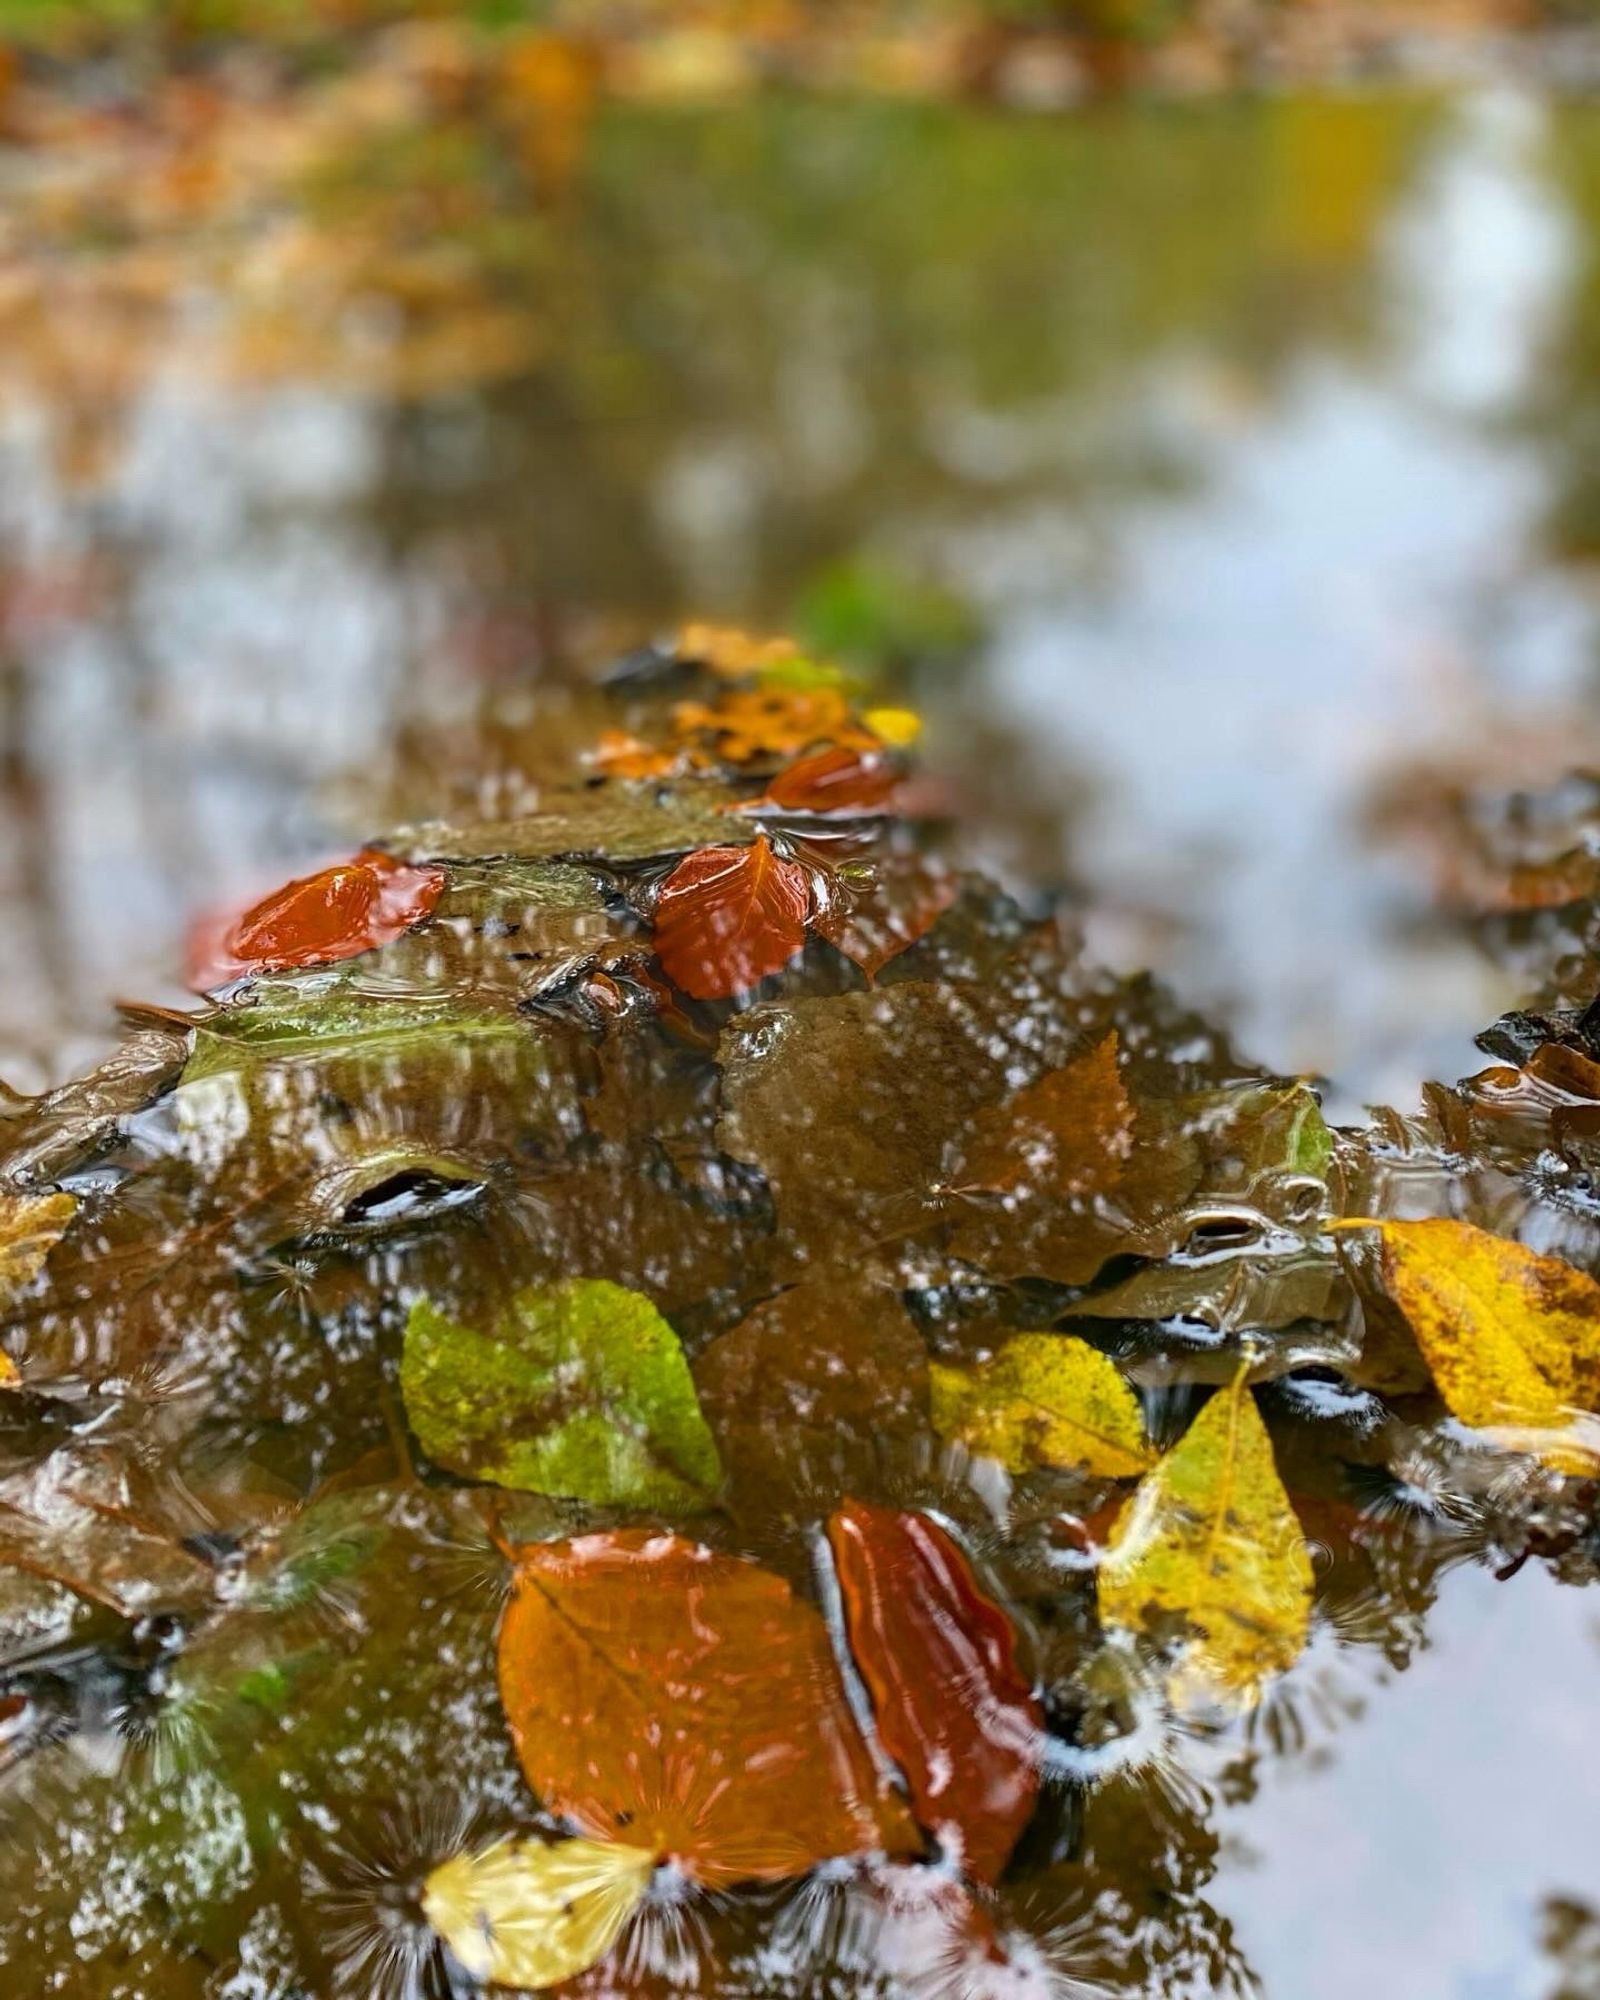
[3,631,1600,1996]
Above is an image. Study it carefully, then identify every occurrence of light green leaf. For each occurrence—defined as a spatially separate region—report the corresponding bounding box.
[401,1278,723,1512]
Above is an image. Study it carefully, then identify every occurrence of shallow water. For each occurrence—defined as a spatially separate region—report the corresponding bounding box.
[5,64,1600,2000]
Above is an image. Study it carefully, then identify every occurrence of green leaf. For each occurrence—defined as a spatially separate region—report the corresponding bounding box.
[401,1278,723,1512]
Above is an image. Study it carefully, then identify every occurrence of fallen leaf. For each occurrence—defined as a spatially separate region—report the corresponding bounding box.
[401,1279,722,1512]
[827,1500,1040,1884]
[695,1275,929,1501]
[390,786,741,866]
[186,849,445,990]
[672,685,880,766]
[812,852,957,980]
[653,833,811,999]
[675,622,805,679]
[498,1529,920,1885]
[1097,1372,1313,1707]
[1352,1218,1600,1466]
[0,1189,77,1312]
[590,728,684,781]
[752,746,900,815]
[958,1031,1131,1198]
[929,1333,1152,1478]
[423,1835,651,1990]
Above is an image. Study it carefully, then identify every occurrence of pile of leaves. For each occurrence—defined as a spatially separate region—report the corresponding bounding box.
[2,626,1600,1998]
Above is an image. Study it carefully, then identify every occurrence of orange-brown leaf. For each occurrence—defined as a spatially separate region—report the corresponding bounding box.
[498,1529,919,1887]
[813,853,956,980]
[653,834,810,999]
[756,747,900,816]
[958,1030,1132,1197]
[828,1500,1040,1885]
[186,849,444,990]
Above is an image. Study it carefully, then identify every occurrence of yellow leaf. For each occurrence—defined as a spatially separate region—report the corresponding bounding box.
[1098,1374,1312,1708]
[0,1189,76,1313]
[422,1836,651,1990]
[1357,1217,1600,1470]
[863,705,922,748]
[930,1333,1152,1478]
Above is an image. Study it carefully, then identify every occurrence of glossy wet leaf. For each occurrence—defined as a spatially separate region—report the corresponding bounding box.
[0,1189,76,1312]
[753,746,900,815]
[186,849,445,991]
[1355,1218,1600,1467]
[1098,1374,1313,1707]
[929,1333,1152,1478]
[498,1528,920,1886]
[653,833,811,999]
[392,785,743,866]
[401,1280,722,1512]
[422,1835,651,1990]
[960,1030,1132,1197]
[828,1499,1041,1884]
[812,850,958,980]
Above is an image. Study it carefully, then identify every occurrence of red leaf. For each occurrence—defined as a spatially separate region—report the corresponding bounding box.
[653,833,810,1000]
[827,1499,1041,1884]
[756,747,901,816]
[186,849,445,991]
[813,852,956,980]
[498,1529,920,1887]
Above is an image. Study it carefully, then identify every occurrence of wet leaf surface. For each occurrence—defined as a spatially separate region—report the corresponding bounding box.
[929,1332,1153,1477]
[423,1834,652,1989]
[497,1529,921,1886]
[186,851,446,992]
[654,834,812,1000]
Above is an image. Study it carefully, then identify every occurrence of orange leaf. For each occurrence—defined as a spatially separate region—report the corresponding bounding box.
[186,849,445,991]
[498,1529,919,1887]
[827,1500,1041,1885]
[653,834,810,999]
[958,1030,1132,1197]
[672,686,879,766]
[589,729,683,781]
[755,746,900,815]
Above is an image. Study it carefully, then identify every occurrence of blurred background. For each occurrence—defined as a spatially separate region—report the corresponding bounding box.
[6,0,1600,1114]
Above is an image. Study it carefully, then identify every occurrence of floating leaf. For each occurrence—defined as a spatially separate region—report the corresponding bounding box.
[812,852,957,980]
[653,833,811,999]
[0,1189,77,1312]
[423,1835,651,1990]
[498,1529,920,1886]
[1352,1218,1600,1466]
[401,1280,722,1512]
[186,849,445,991]
[751,747,900,816]
[929,1333,1152,1478]
[1097,1373,1313,1706]
[827,1500,1040,1884]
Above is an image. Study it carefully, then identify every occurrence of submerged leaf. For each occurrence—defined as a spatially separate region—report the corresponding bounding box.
[422,1835,651,1990]
[812,851,958,981]
[0,1189,77,1311]
[929,1333,1152,1478]
[498,1529,920,1885]
[654,833,811,999]
[828,1500,1041,1884]
[401,1280,722,1512]
[958,1031,1132,1198]
[1354,1218,1600,1466]
[1097,1373,1313,1707]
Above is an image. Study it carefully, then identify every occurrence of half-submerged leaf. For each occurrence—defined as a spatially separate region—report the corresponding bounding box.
[828,1500,1041,1885]
[498,1529,920,1886]
[958,1032,1132,1197]
[929,1333,1152,1479]
[401,1280,722,1513]
[654,833,811,999]
[423,1835,650,1990]
[1097,1374,1312,1708]
[186,849,445,990]
[1355,1217,1600,1467]
[0,1189,76,1312]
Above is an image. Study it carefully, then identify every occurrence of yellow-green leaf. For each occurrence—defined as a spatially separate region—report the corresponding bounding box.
[929,1333,1152,1478]
[0,1189,76,1328]
[1357,1217,1600,1470]
[1097,1374,1312,1708]
[422,1836,651,1989]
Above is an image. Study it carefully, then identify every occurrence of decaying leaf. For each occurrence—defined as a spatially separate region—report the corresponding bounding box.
[958,1031,1132,1198]
[1097,1373,1313,1707]
[653,834,811,999]
[498,1529,920,1886]
[0,1189,77,1313]
[812,851,958,981]
[929,1333,1152,1478]
[828,1500,1041,1884]
[391,786,742,866]
[186,849,445,990]
[402,1280,722,1512]
[423,1835,651,1990]
[1351,1218,1600,1468]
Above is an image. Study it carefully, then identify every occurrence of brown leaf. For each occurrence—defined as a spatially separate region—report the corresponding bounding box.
[498,1529,920,1887]
[813,853,958,981]
[653,833,811,999]
[828,1500,1040,1884]
[958,1030,1131,1197]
